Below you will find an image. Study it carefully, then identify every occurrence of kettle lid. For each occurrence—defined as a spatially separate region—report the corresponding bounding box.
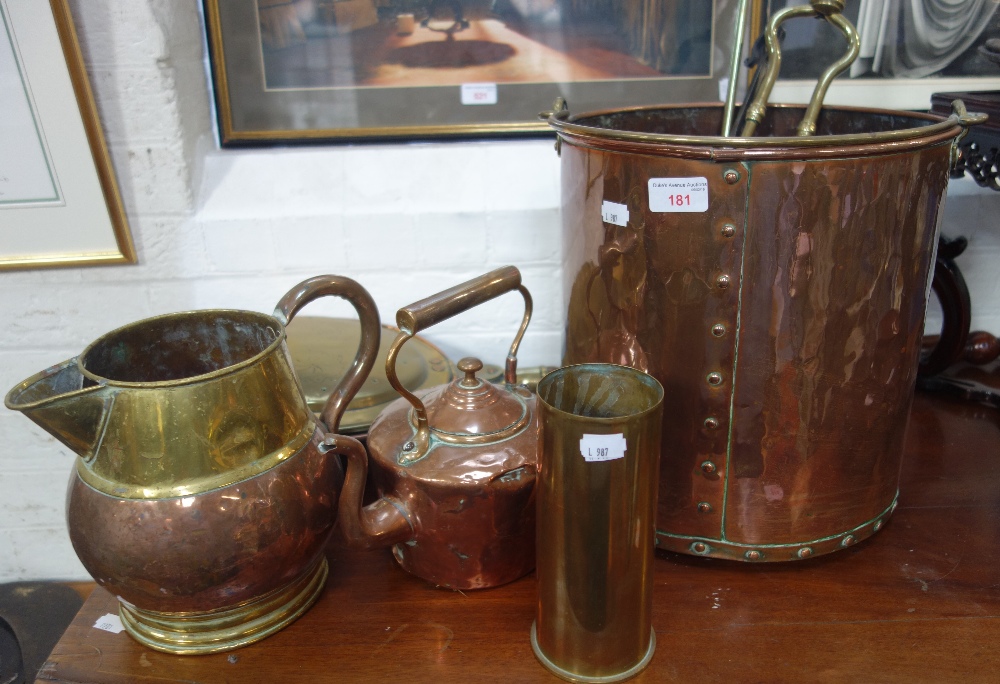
[420,357,530,443]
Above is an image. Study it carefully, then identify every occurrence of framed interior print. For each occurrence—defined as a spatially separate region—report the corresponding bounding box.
[759,0,1000,110]
[204,0,741,145]
[0,0,135,271]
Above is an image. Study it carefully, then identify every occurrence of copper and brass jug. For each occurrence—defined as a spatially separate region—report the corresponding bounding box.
[4,276,380,653]
[337,266,539,590]
[546,1,986,562]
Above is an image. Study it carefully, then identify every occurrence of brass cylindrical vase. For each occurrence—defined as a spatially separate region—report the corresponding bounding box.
[533,364,664,682]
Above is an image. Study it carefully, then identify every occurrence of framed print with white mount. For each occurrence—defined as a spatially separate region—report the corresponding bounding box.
[204,0,741,145]
[758,0,1000,110]
[0,0,135,271]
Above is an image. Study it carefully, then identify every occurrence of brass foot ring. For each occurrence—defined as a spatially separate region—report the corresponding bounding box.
[118,556,328,655]
[531,621,656,683]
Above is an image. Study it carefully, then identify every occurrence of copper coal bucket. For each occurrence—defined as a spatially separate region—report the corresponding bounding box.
[548,99,982,562]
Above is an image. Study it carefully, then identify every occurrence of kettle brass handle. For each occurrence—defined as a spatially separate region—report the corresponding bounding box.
[388,265,533,463]
[740,0,860,138]
[273,275,381,433]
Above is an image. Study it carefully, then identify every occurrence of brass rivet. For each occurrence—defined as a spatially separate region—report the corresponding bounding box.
[703,416,720,430]
[873,520,884,532]
[712,324,726,337]
[716,274,731,289]
[700,460,717,474]
[697,502,713,514]
[403,441,415,451]
[691,542,709,555]
[797,547,814,559]
[721,223,736,238]
[841,535,856,547]
[724,169,740,185]
[707,372,724,386]
[745,550,762,561]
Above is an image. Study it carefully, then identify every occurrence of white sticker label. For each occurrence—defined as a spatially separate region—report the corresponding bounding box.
[601,200,629,227]
[649,177,709,213]
[580,433,627,462]
[94,613,125,634]
[718,76,730,103]
[461,83,498,105]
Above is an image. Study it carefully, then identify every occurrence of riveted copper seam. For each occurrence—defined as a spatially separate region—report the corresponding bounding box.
[720,158,752,554]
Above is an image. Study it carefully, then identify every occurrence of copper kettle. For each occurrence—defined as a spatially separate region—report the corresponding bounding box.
[335,266,538,590]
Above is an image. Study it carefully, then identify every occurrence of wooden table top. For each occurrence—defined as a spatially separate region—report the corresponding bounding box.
[37,389,1000,683]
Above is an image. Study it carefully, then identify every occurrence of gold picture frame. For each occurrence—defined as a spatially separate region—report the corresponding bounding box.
[0,0,135,271]
[204,0,740,145]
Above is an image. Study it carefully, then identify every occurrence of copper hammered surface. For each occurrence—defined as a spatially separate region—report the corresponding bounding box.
[561,105,957,559]
[67,429,343,614]
[363,390,538,590]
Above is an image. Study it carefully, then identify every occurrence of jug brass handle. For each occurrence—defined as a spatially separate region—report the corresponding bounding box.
[740,0,860,138]
[387,265,533,463]
[273,275,381,433]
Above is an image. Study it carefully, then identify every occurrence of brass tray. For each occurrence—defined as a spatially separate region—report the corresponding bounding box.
[286,317,454,434]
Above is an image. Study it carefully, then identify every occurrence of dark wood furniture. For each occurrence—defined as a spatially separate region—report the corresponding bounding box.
[933,90,1000,192]
[922,91,1000,376]
[36,389,1000,683]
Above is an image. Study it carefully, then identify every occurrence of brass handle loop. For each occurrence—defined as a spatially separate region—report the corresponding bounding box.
[948,99,989,173]
[951,99,989,128]
[273,275,381,433]
[739,0,860,138]
[386,265,533,462]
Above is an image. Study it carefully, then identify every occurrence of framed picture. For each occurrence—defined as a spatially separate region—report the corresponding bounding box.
[204,0,741,145]
[757,0,1000,111]
[0,0,135,271]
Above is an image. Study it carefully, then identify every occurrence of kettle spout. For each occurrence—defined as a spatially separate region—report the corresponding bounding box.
[4,359,111,460]
[328,434,414,550]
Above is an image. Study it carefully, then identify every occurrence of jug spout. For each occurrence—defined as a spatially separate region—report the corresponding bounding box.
[4,359,111,460]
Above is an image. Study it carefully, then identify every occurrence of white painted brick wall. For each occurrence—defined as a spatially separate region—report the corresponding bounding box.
[1,0,999,582]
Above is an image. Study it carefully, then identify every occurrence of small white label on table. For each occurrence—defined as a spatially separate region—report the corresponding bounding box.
[94,613,125,634]
[580,433,627,462]
[649,177,709,213]
[461,83,498,105]
[601,200,629,227]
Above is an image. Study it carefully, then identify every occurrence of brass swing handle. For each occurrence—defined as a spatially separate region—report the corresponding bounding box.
[740,0,860,138]
[387,265,533,463]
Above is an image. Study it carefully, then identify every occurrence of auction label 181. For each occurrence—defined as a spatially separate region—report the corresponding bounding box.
[648,177,709,213]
